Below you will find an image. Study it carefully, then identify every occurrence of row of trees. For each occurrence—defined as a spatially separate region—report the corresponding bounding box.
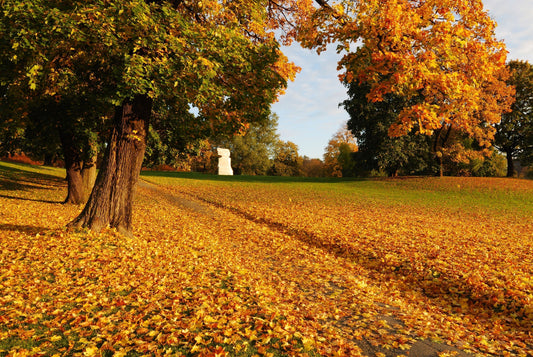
[144,113,304,176]
[144,112,332,177]
[164,55,532,179]
[3,67,530,179]
[340,60,533,178]
[1,0,519,232]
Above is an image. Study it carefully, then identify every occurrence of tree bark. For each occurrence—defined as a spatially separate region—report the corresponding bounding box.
[59,125,98,204]
[506,150,515,177]
[60,128,86,204]
[68,95,152,235]
[81,141,98,202]
[433,125,452,177]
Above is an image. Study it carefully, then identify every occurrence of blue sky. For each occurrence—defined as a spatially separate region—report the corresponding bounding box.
[272,0,533,159]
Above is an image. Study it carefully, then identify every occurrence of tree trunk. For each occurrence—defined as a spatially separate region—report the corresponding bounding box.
[81,151,97,202]
[68,95,152,235]
[433,125,452,177]
[506,150,515,177]
[60,128,86,204]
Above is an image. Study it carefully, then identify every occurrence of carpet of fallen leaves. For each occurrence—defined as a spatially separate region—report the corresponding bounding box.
[1,163,532,356]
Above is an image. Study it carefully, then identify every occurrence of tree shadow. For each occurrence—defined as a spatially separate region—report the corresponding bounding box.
[192,195,532,336]
[0,194,62,204]
[0,162,65,192]
[0,223,52,235]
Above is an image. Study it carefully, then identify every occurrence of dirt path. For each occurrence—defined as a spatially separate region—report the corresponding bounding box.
[137,179,474,357]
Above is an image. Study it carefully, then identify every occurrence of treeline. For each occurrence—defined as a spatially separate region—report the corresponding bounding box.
[140,60,533,179]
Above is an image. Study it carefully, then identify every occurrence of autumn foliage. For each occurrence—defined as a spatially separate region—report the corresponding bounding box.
[296,0,514,149]
[1,161,532,356]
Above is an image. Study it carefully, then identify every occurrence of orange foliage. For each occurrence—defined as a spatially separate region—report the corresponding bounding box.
[297,0,514,146]
[323,124,357,177]
[1,164,532,356]
[1,153,43,166]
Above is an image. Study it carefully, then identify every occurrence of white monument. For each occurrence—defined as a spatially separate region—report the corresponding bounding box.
[217,148,233,175]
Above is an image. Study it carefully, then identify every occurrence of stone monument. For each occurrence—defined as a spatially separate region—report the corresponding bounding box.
[217,148,233,175]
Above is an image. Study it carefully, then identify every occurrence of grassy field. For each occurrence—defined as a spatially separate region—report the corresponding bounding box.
[1,161,532,356]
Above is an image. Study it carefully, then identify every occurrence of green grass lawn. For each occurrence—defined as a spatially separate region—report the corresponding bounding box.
[141,169,533,217]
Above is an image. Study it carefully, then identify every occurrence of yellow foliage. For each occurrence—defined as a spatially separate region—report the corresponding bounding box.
[1,164,532,356]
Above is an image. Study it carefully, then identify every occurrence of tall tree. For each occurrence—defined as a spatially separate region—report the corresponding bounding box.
[2,0,300,234]
[269,140,303,176]
[495,60,533,177]
[301,0,514,174]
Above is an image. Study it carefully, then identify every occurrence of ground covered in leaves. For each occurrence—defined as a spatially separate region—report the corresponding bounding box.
[1,162,532,356]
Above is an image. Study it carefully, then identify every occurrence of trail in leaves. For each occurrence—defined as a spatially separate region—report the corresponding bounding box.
[139,176,533,356]
[1,165,532,356]
[137,181,424,356]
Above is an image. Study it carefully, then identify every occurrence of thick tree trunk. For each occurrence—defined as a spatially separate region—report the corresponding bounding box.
[68,95,152,235]
[506,150,515,177]
[59,126,98,204]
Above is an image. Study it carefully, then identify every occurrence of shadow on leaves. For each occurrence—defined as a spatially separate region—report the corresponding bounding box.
[0,223,52,235]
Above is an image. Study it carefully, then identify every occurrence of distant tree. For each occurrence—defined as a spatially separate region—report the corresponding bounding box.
[269,140,302,176]
[217,113,280,175]
[442,134,507,177]
[495,60,533,177]
[466,149,507,177]
[323,124,357,177]
[302,157,325,177]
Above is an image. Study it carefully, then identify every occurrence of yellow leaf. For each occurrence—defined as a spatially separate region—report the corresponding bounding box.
[113,350,128,357]
[83,346,99,357]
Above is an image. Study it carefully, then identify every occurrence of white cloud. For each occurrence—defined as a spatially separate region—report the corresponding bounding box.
[483,0,533,62]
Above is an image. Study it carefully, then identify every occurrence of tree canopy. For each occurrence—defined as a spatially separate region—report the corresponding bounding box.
[1,0,297,128]
[1,0,517,231]
[301,0,513,147]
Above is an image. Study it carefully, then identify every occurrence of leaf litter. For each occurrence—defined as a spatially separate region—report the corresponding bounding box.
[1,165,532,356]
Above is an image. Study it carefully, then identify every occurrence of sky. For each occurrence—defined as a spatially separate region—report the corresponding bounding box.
[271,0,533,159]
